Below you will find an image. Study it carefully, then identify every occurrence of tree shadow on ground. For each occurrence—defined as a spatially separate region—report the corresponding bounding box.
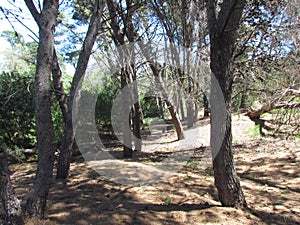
[233,143,300,225]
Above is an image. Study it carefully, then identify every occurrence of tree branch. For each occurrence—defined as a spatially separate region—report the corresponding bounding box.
[24,0,41,26]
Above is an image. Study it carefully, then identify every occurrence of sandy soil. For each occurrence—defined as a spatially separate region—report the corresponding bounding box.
[11,115,300,225]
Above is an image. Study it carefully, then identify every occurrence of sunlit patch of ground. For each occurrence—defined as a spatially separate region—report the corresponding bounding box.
[11,115,300,225]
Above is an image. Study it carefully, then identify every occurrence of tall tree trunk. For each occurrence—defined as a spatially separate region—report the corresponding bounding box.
[56,0,104,179]
[206,0,247,208]
[25,0,58,217]
[0,151,24,225]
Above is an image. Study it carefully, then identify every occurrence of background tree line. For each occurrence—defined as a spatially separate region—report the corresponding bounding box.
[0,0,299,223]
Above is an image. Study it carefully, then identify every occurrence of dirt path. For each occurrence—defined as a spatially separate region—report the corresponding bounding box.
[11,115,300,225]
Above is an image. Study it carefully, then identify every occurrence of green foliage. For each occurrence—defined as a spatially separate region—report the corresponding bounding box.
[247,124,261,137]
[162,198,171,205]
[140,96,161,118]
[95,76,120,125]
[0,71,36,149]
[0,31,37,73]
[52,101,65,148]
[185,160,200,169]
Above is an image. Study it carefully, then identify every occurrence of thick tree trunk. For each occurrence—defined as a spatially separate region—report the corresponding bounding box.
[25,0,58,218]
[56,0,104,179]
[206,0,247,208]
[0,151,24,225]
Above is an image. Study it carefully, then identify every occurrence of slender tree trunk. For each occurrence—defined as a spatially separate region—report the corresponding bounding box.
[56,0,104,179]
[194,101,199,122]
[158,97,164,119]
[150,64,185,140]
[187,77,195,128]
[203,92,210,117]
[132,84,142,151]
[179,92,185,121]
[0,151,24,225]
[25,0,58,217]
[206,0,247,208]
[52,49,68,123]
[137,41,185,140]
[239,77,248,109]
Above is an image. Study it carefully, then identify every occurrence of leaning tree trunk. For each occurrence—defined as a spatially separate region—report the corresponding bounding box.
[207,0,247,208]
[150,64,185,140]
[56,0,104,179]
[138,42,185,140]
[0,151,24,225]
[25,0,58,218]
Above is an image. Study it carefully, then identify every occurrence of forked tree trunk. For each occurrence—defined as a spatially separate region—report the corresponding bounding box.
[207,0,247,208]
[0,151,24,225]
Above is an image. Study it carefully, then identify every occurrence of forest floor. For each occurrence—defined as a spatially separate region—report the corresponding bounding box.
[11,115,300,225]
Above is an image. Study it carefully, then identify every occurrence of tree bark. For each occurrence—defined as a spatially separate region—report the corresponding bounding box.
[56,0,104,179]
[206,0,247,208]
[52,49,68,123]
[203,92,210,118]
[0,151,24,225]
[25,0,58,217]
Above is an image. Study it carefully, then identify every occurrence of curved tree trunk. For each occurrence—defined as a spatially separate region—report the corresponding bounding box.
[56,0,104,179]
[0,151,24,225]
[207,0,247,208]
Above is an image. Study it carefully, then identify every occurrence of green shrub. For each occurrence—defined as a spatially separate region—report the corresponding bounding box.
[0,71,36,149]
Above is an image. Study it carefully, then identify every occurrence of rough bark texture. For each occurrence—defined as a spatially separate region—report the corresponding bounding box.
[56,0,104,179]
[206,0,247,208]
[25,0,58,218]
[52,49,68,123]
[0,151,24,225]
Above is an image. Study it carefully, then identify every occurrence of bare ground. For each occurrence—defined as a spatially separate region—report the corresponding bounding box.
[11,115,300,225]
